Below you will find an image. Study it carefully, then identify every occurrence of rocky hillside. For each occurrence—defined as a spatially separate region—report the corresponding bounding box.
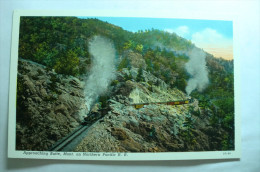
[16,55,228,152]
[74,67,227,152]
[16,59,88,150]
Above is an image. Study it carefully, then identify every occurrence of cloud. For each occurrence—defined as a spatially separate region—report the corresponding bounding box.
[175,26,190,37]
[164,28,175,33]
[165,26,190,37]
[164,27,233,60]
[192,28,227,46]
[191,28,233,60]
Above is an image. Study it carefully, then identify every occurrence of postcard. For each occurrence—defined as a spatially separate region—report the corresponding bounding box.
[8,10,240,160]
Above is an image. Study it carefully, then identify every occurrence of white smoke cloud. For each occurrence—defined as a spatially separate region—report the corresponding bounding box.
[165,26,190,38]
[185,48,209,95]
[153,42,189,57]
[84,35,116,111]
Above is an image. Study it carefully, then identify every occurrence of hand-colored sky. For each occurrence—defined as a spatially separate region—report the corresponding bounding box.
[81,17,233,60]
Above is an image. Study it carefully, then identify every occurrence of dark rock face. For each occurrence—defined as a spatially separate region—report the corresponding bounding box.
[16,59,87,151]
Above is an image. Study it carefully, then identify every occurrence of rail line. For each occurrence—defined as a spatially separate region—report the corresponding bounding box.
[48,125,89,151]
[49,111,105,151]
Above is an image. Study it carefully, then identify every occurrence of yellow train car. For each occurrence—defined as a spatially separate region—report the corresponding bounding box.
[131,98,193,109]
[135,104,145,109]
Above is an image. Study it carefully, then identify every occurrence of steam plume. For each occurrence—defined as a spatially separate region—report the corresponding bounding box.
[84,36,116,111]
[185,48,209,95]
[154,42,189,56]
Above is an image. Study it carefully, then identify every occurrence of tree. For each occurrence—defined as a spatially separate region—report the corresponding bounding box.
[123,40,134,50]
[117,57,129,71]
[136,67,144,82]
[175,78,187,92]
[135,44,143,53]
[54,49,79,76]
[124,72,133,81]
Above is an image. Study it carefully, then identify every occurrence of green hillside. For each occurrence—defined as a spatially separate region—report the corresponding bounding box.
[18,16,234,150]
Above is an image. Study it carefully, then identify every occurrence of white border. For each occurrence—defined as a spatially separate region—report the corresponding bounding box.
[8,10,241,160]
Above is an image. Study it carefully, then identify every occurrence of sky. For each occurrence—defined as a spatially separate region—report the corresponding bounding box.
[81,17,233,60]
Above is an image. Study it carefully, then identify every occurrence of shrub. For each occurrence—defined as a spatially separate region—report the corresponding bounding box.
[54,49,79,76]
[111,80,119,86]
[117,57,129,71]
[136,67,144,82]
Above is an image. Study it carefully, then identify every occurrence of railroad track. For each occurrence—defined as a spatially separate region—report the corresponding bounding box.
[49,111,106,151]
[48,124,89,151]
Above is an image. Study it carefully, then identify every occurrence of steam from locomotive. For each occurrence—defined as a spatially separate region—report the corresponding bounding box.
[84,36,116,111]
[185,48,209,95]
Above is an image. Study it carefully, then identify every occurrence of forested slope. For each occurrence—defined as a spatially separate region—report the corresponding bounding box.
[17,17,234,151]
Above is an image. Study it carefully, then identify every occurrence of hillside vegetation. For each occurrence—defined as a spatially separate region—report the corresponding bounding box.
[17,17,234,151]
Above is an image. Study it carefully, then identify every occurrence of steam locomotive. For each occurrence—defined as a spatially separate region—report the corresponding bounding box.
[81,108,108,125]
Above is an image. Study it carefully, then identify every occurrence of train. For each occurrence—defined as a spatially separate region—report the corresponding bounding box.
[130,98,194,109]
[81,108,108,125]
[81,98,194,125]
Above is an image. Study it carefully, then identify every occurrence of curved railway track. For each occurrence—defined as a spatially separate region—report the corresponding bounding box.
[49,111,105,152]
[48,124,89,151]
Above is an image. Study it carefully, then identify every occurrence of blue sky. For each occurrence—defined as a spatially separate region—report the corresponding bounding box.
[80,17,233,60]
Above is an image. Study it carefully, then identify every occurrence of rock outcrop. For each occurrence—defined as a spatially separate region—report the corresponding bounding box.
[16,59,87,150]
[74,68,222,152]
[16,59,227,152]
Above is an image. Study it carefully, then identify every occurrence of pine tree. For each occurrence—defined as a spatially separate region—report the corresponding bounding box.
[136,67,144,82]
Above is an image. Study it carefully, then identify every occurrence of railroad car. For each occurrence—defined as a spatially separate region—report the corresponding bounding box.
[131,98,194,109]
